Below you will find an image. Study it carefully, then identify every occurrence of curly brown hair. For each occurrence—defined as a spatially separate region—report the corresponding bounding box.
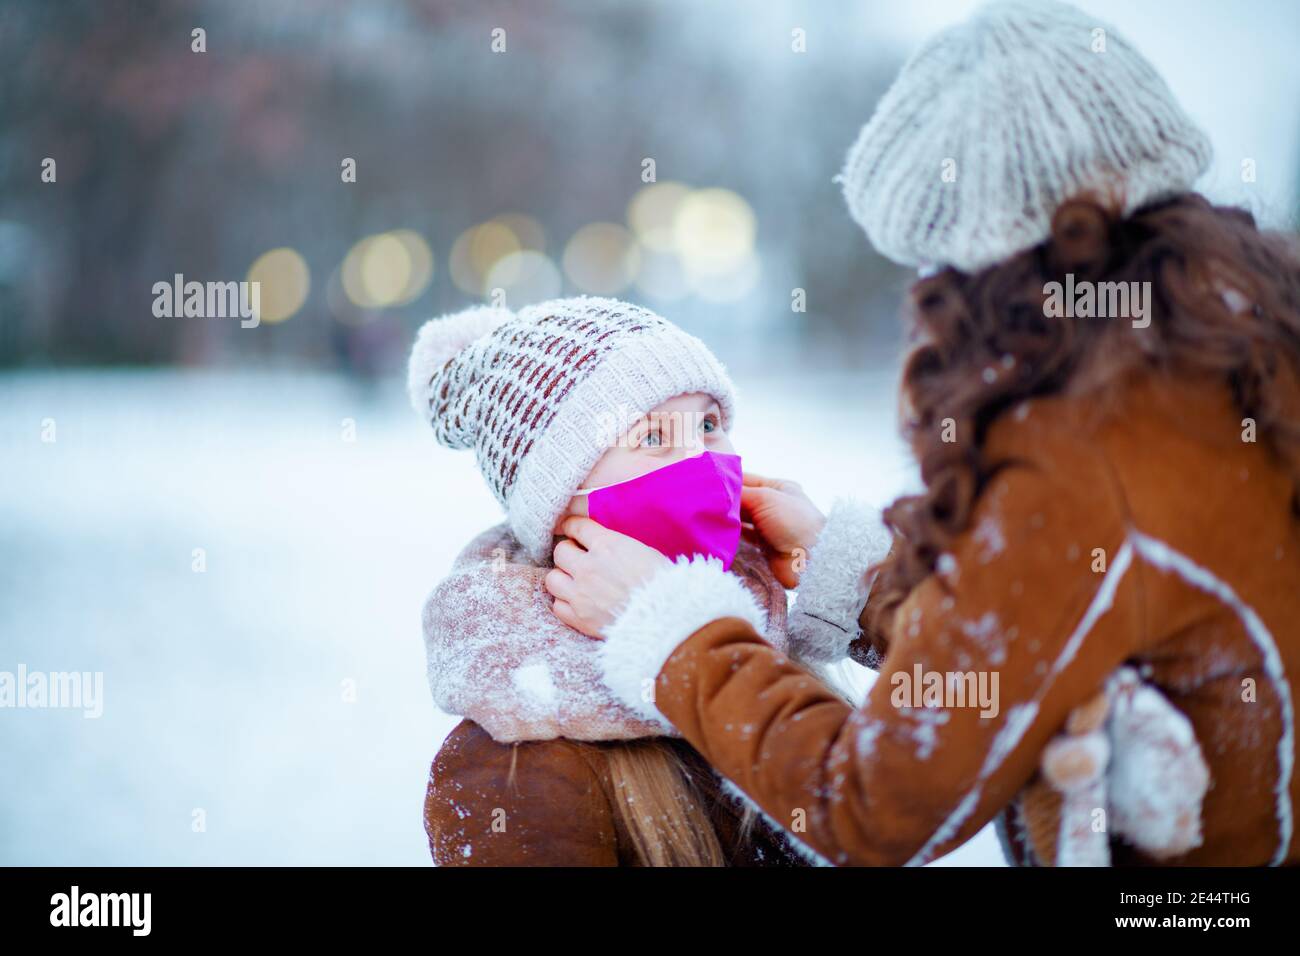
[863,192,1300,641]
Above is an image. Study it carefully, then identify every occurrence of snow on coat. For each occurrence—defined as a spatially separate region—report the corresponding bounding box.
[422,523,789,743]
[420,524,807,866]
[597,373,1299,866]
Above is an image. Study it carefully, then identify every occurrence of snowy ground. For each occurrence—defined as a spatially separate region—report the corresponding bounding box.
[0,367,1003,866]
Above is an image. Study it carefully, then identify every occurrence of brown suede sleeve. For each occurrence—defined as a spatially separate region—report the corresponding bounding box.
[651,461,1142,865]
[425,720,620,866]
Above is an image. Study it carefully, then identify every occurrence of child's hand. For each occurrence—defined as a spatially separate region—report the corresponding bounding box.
[741,472,826,588]
[545,516,670,637]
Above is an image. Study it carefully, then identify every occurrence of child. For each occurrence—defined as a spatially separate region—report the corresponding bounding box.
[408,296,832,866]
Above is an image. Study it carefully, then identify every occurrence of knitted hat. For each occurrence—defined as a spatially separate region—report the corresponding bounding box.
[408,296,737,560]
[839,0,1212,273]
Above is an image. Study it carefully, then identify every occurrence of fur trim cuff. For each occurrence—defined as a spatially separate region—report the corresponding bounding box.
[599,556,766,725]
[788,499,891,663]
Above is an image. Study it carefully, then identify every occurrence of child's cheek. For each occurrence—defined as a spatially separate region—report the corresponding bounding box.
[710,431,737,456]
[554,495,588,532]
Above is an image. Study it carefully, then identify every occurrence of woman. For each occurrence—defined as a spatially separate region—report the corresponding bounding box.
[546,0,1300,866]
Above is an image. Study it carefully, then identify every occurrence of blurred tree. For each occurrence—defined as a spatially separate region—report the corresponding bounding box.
[0,0,905,372]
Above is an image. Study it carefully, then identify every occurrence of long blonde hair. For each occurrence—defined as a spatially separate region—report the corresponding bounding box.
[503,735,748,866]
[602,739,744,867]
[597,667,862,866]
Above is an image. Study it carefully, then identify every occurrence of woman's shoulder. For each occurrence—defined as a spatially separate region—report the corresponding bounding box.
[978,373,1267,528]
[986,372,1285,524]
[989,373,1244,463]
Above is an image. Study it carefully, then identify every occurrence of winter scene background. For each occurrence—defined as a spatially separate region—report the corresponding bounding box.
[2,0,1298,865]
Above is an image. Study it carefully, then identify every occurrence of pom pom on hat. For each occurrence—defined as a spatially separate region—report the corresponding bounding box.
[407,305,513,417]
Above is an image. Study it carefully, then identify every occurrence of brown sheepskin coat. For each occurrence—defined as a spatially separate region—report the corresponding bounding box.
[425,719,809,866]
[632,374,1299,866]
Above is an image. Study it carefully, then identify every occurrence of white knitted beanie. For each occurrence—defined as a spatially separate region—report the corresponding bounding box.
[840,0,1212,273]
[408,297,738,560]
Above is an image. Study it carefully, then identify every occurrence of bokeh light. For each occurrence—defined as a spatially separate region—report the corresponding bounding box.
[387,229,435,305]
[341,230,434,309]
[688,252,761,302]
[627,181,690,252]
[449,221,521,296]
[246,247,310,323]
[672,188,756,277]
[360,233,411,306]
[485,250,562,305]
[634,249,690,302]
[562,222,640,295]
[492,214,546,254]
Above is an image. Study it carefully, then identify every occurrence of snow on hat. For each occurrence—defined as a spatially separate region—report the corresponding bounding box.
[839,0,1212,273]
[408,296,738,560]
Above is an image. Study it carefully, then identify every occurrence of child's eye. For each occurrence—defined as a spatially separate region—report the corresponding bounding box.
[700,414,719,434]
[641,429,663,448]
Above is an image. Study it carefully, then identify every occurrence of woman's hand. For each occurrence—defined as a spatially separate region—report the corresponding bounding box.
[741,472,826,588]
[545,516,671,638]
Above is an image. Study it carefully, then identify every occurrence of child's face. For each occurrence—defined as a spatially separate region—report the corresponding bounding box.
[562,392,735,520]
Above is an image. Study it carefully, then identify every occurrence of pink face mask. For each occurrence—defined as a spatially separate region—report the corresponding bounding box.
[577,451,744,569]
